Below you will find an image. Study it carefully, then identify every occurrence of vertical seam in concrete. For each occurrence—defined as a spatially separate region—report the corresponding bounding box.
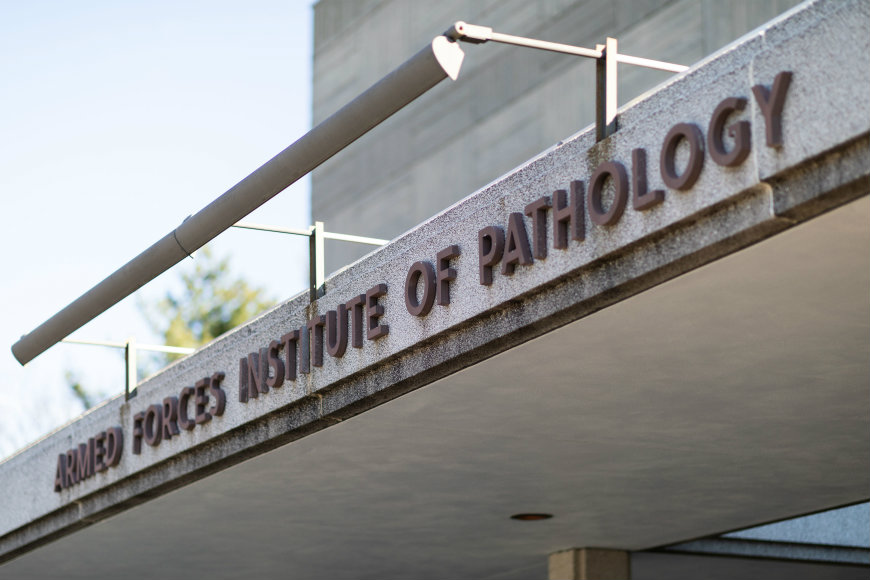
[72,501,84,523]
[312,393,324,419]
[311,393,342,424]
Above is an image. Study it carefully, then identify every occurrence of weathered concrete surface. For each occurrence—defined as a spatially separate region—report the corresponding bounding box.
[3,195,866,578]
[1,0,867,564]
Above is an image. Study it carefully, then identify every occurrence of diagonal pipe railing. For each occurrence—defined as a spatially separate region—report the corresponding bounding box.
[12,36,465,366]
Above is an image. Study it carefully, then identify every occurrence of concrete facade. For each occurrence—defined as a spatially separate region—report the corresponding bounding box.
[311,0,805,274]
[0,0,868,577]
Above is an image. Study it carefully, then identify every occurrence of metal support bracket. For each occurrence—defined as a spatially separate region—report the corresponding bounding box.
[62,338,196,400]
[309,221,325,302]
[60,214,391,402]
[447,21,689,142]
[124,336,136,400]
[596,37,618,141]
[232,221,389,303]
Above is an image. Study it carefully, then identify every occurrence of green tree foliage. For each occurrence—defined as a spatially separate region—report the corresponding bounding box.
[142,246,275,361]
[65,247,272,413]
[66,371,94,410]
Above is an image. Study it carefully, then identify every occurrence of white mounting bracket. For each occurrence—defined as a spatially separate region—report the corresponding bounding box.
[232,222,389,302]
[61,338,196,400]
[445,21,689,141]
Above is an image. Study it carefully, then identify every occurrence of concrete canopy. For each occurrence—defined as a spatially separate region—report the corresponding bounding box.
[1,0,868,577]
[2,195,868,580]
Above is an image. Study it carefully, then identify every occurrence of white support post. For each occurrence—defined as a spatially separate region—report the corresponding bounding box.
[596,37,619,141]
[234,220,387,303]
[309,221,325,302]
[61,337,195,401]
[448,23,688,142]
[125,336,137,400]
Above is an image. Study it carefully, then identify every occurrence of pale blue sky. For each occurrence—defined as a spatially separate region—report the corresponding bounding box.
[0,1,316,457]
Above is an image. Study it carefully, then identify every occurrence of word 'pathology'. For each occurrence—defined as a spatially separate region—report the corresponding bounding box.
[50,71,794,493]
[478,72,792,283]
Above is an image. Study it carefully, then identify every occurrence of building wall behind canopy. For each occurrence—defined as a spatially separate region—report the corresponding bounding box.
[311,0,804,274]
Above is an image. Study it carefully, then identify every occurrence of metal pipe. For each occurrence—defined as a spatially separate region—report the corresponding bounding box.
[13,36,465,366]
[232,221,312,237]
[61,338,129,349]
[61,338,195,354]
[596,38,619,141]
[322,231,388,246]
[125,337,137,399]
[489,31,603,59]
[309,221,325,302]
[446,21,602,58]
[233,221,389,246]
[448,21,688,73]
[616,53,689,73]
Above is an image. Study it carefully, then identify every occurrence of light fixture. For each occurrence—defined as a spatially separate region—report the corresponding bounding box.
[11,35,465,366]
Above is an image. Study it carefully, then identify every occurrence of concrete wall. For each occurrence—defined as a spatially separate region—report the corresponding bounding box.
[311,0,805,273]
